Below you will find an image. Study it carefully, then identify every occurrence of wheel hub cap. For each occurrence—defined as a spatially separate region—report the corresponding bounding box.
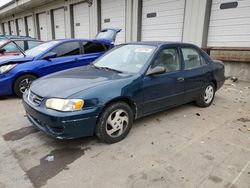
[106,109,129,138]
[204,85,214,104]
[19,78,33,93]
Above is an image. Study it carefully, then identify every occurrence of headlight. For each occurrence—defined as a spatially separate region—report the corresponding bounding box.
[46,98,84,112]
[0,64,17,74]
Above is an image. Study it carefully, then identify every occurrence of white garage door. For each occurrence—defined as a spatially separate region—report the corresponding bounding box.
[26,16,35,37]
[9,20,17,35]
[17,18,25,36]
[37,13,48,41]
[0,25,3,35]
[3,22,9,35]
[72,2,90,38]
[53,8,66,39]
[141,0,185,41]
[101,0,126,44]
[208,0,250,47]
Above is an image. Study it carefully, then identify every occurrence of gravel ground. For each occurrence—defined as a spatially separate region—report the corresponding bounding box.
[0,81,250,188]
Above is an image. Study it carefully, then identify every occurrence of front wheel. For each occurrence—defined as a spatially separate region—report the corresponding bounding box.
[196,83,215,107]
[96,102,134,144]
[13,74,37,98]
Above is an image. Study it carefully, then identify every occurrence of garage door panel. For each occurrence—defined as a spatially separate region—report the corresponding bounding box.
[3,23,9,35]
[10,20,17,35]
[210,8,250,19]
[143,0,182,6]
[142,8,184,17]
[101,0,126,44]
[208,0,250,47]
[142,29,183,37]
[141,0,185,41]
[38,13,48,41]
[207,41,250,48]
[211,0,250,11]
[209,17,250,27]
[17,19,25,36]
[143,1,185,12]
[53,8,66,39]
[143,36,181,41]
[101,5,125,11]
[73,2,90,38]
[26,16,35,37]
[142,15,184,25]
[209,24,250,36]
[209,35,250,43]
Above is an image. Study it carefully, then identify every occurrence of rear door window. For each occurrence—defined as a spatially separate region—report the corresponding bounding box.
[82,42,107,54]
[181,48,205,70]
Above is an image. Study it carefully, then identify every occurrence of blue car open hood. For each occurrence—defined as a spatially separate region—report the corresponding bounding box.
[0,55,34,66]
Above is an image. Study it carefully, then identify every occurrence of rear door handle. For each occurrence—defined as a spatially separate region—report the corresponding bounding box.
[177,77,185,82]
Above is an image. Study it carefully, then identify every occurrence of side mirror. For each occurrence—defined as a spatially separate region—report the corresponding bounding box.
[42,52,57,60]
[0,49,6,54]
[146,66,166,76]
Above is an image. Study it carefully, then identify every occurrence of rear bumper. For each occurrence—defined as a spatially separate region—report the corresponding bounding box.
[216,76,225,91]
[23,96,102,139]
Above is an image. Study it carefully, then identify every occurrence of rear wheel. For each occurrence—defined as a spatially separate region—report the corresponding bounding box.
[13,74,37,98]
[196,82,215,107]
[96,102,133,144]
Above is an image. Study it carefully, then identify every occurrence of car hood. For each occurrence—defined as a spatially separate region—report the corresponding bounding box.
[0,55,34,66]
[30,65,133,98]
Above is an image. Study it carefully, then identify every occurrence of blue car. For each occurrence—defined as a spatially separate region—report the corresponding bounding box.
[23,42,225,144]
[0,29,121,97]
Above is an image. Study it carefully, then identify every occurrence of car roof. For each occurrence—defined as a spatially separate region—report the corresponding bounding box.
[125,41,198,48]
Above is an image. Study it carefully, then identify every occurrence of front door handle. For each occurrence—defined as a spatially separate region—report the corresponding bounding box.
[177,77,185,82]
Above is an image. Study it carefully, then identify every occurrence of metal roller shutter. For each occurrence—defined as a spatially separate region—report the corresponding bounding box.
[72,2,90,38]
[207,0,250,47]
[3,22,9,35]
[37,12,48,41]
[53,8,66,39]
[9,20,17,35]
[17,18,25,36]
[26,16,35,37]
[0,25,3,35]
[141,0,185,41]
[101,0,126,44]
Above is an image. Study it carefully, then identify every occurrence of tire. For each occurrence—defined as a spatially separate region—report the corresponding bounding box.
[13,74,37,98]
[196,82,215,107]
[96,102,134,144]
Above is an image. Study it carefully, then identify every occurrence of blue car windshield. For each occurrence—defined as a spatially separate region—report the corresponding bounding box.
[93,44,156,73]
[25,41,60,57]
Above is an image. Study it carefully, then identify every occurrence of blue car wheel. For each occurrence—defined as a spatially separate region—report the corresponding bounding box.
[14,74,37,98]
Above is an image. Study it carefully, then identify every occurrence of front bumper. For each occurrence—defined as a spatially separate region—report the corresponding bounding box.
[23,95,102,139]
[0,74,15,96]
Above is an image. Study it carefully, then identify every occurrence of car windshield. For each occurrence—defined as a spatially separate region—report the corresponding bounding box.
[93,44,156,73]
[25,41,60,57]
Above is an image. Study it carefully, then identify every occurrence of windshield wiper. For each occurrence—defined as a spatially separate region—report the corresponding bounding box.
[91,65,122,73]
[101,66,123,73]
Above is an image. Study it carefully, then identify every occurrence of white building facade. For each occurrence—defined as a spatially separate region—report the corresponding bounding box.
[0,0,249,80]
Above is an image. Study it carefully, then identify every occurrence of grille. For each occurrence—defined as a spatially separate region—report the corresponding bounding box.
[28,90,44,106]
